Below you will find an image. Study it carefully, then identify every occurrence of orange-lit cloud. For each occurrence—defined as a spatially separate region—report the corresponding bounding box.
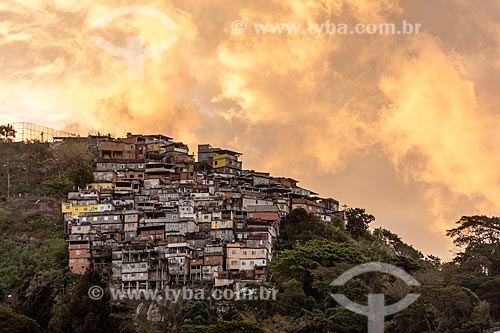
[1,0,499,259]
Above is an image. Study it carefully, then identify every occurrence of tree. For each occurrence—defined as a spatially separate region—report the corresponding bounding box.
[324,307,366,333]
[194,161,213,171]
[51,142,94,189]
[0,306,41,333]
[16,280,58,330]
[41,174,74,197]
[0,124,16,142]
[275,279,308,317]
[386,285,493,333]
[178,300,210,326]
[447,216,500,275]
[180,321,265,333]
[271,239,368,285]
[345,208,375,239]
[279,208,348,250]
[439,216,500,320]
[49,269,111,333]
[447,215,500,249]
[373,228,423,259]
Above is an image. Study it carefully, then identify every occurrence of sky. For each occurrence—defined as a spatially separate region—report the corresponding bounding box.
[1,0,500,259]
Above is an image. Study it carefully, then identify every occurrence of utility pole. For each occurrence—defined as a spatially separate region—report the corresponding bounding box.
[3,162,9,198]
[7,163,9,198]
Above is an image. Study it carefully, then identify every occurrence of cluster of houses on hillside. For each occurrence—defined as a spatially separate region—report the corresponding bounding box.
[60,133,344,289]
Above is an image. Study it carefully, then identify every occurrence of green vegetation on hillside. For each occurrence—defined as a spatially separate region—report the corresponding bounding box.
[0,141,93,198]
[2,141,500,332]
[0,306,41,333]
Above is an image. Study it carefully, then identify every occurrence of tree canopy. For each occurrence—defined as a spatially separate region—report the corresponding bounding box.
[0,124,16,142]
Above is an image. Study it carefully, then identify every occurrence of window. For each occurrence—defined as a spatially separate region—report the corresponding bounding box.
[93,217,97,221]
[231,250,237,255]
[76,250,81,255]
[241,260,246,265]
[243,251,247,255]
[104,216,109,221]
[114,216,119,220]
[250,260,254,265]
[70,259,75,263]
[231,261,238,266]
[252,251,256,256]
[79,258,83,263]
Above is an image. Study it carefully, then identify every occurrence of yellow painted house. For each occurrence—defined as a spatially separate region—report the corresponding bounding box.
[212,153,228,168]
[62,202,114,217]
[147,142,166,153]
[211,220,234,230]
[197,212,212,223]
[86,182,113,190]
[211,150,242,173]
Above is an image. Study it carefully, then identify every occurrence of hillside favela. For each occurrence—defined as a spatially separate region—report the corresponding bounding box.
[1,122,500,333]
[62,132,341,284]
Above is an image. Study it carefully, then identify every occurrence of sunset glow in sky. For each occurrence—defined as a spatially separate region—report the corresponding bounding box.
[2,0,500,259]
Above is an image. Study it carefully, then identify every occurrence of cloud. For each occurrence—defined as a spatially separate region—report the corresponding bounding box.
[1,0,499,259]
[378,33,500,236]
